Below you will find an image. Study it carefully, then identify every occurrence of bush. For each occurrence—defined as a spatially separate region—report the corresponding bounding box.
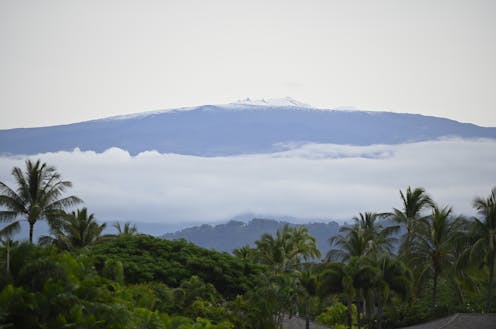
[316,302,355,329]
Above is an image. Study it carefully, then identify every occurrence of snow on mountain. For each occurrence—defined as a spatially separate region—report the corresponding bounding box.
[105,97,310,122]
[232,97,312,108]
[101,106,195,121]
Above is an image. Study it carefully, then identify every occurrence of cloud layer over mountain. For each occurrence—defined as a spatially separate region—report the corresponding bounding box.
[1,138,494,228]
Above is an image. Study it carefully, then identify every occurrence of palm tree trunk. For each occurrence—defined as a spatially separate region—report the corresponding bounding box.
[346,297,353,329]
[377,292,383,329]
[363,296,367,321]
[6,243,10,273]
[403,226,413,258]
[29,222,34,243]
[356,298,362,329]
[432,271,438,308]
[305,297,310,329]
[486,251,495,312]
[277,311,285,329]
[377,300,382,329]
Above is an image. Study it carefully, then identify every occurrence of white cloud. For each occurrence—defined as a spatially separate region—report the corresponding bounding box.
[0,139,495,229]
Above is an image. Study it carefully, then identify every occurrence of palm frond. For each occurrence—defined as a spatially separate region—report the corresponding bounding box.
[0,220,21,238]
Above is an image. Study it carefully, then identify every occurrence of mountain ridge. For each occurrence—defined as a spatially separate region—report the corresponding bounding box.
[1,102,495,156]
[162,218,341,255]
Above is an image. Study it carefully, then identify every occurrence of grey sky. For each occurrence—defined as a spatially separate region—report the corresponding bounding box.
[1,0,495,128]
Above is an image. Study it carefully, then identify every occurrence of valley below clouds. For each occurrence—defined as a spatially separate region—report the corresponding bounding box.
[1,138,495,228]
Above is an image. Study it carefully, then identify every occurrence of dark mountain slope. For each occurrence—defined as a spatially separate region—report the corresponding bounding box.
[162,218,340,255]
[1,105,495,156]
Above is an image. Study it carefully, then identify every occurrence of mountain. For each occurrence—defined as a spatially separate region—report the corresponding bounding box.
[162,218,340,255]
[1,98,495,156]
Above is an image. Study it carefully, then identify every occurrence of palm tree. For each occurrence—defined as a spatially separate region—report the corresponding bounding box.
[319,258,377,329]
[0,221,21,273]
[255,225,320,273]
[0,221,20,240]
[353,212,399,259]
[0,159,81,243]
[328,212,398,262]
[233,245,257,262]
[390,186,432,259]
[40,208,105,250]
[256,229,288,273]
[351,259,378,329]
[327,225,369,262]
[319,262,356,329]
[288,226,321,262]
[374,256,412,329]
[0,237,19,273]
[411,204,462,307]
[113,222,138,236]
[298,268,319,329]
[471,187,496,312]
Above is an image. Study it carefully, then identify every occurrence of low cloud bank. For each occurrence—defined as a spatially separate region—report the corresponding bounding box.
[0,139,495,227]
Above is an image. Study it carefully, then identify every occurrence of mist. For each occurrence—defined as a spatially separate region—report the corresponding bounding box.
[0,138,494,228]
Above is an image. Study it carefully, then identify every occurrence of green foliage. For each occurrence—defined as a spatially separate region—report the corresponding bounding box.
[103,258,125,284]
[255,224,321,273]
[40,207,106,250]
[91,235,261,298]
[0,245,132,329]
[471,187,496,312]
[316,302,356,329]
[0,242,239,329]
[0,159,82,243]
[328,212,398,262]
[411,204,462,307]
[114,222,139,236]
[241,272,300,328]
[130,308,166,329]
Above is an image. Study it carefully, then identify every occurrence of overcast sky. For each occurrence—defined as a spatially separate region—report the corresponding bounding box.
[1,0,495,128]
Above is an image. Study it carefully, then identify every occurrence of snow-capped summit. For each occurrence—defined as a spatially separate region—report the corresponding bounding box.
[234,97,311,108]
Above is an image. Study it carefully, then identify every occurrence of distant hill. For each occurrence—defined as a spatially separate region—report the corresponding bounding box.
[1,98,495,156]
[162,218,341,256]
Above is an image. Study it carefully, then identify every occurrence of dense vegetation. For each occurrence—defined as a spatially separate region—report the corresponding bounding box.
[0,160,495,329]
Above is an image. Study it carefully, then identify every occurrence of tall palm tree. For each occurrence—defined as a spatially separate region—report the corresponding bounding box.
[390,186,432,259]
[319,261,356,329]
[255,225,320,273]
[327,225,368,262]
[0,221,20,273]
[0,221,20,240]
[328,212,398,262]
[113,222,138,236]
[353,212,399,259]
[256,229,288,273]
[471,187,496,312]
[411,204,462,307]
[0,159,81,243]
[288,225,321,262]
[298,268,318,329]
[319,258,377,329]
[233,245,257,263]
[373,256,412,329]
[0,237,19,273]
[40,208,105,250]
